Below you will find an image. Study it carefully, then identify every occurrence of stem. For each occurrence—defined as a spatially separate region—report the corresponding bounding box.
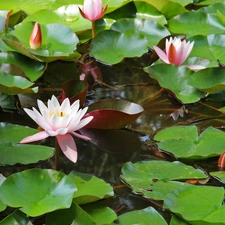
[91,20,96,38]
[55,138,60,171]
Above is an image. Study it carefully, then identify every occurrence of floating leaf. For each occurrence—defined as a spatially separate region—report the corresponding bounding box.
[82,202,117,225]
[144,64,205,104]
[0,10,12,31]
[2,22,79,62]
[168,10,225,37]
[111,18,170,47]
[46,203,95,225]
[84,99,144,130]
[0,52,46,82]
[69,171,114,205]
[62,79,88,106]
[189,67,225,93]
[121,160,207,200]
[0,122,54,165]
[164,185,225,224]
[210,171,225,184]
[154,125,225,159]
[113,206,167,225]
[0,169,77,217]
[0,210,33,225]
[90,29,148,65]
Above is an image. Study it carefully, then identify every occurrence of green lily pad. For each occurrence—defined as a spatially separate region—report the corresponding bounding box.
[210,171,225,184]
[90,29,148,65]
[111,18,170,47]
[0,10,12,31]
[2,22,79,62]
[0,169,77,217]
[46,203,95,225]
[164,185,225,224]
[121,160,207,200]
[189,34,225,65]
[0,122,54,165]
[168,10,225,37]
[0,52,46,82]
[113,206,167,225]
[144,64,205,104]
[154,125,225,159]
[82,202,117,225]
[69,171,114,204]
[189,67,225,93]
[0,210,33,225]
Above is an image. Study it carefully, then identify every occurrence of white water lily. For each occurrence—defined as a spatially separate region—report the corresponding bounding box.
[20,95,93,163]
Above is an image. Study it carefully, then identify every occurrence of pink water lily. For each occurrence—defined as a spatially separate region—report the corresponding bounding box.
[153,37,194,66]
[79,0,108,21]
[20,96,93,163]
[29,22,42,50]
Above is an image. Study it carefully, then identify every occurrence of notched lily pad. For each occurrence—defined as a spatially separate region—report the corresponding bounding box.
[189,67,225,93]
[121,160,207,200]
[84,99,144,129]
[154,125,225,159]
[0,122,54,165]
[0,169,77,217]
[2,21,80,62]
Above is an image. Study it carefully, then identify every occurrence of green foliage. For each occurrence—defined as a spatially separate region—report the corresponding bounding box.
[0,123,54,165]
[144,64,205,104]
[154,125,225,159]
[121,160,207,200]
[113,206,167,225]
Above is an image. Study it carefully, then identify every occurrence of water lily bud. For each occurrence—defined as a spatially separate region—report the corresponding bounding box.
[218,151,225,170]
[79,0,108,21]
[29,22,42,50]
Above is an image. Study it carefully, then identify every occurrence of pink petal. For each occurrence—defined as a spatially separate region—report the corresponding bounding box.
[153,46,170,64]
[20,131,49,143]
[56,134,78,163]
[71,131,91,141]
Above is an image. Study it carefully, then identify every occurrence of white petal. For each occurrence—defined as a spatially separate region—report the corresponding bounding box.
[60,98,70,112]
[37,99,48,116]
[71,116,93,131]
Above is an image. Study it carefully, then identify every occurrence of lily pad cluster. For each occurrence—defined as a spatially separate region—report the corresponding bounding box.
[1,0,225,225]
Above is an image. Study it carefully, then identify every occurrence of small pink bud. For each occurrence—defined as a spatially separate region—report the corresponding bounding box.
[29,22,42,50]
[218,151,225,170]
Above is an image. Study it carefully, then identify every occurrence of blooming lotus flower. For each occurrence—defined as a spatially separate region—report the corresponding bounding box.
[153,37,194,66]
[20,96,93,163]
[79,0,108,21]
[29,22,42,50]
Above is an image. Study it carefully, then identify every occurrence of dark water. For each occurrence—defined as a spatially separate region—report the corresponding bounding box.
[1,59,225,224]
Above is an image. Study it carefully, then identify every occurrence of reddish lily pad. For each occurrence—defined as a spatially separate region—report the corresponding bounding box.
[62,79,88,106]
[84,99,144,130]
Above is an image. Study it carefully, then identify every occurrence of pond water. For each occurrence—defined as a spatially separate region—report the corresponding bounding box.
[1,58,225,224]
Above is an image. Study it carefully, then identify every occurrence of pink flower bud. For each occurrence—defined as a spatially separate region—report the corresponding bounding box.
[29,22,42,50]
[79,0,108,21]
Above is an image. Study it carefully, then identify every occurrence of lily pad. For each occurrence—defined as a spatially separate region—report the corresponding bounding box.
[84,99,144,130]
[0,51,46,82]
[90,29,148,65]
[164,185,225,224]
[62,79,88,107]
[144,64,205,104]
[189,67,225,93]
[113,206,167,225]
[154,125,225,159]
[46,203,95,225]
[0,122,54,165]
[69,171,114,205]
[0,10,12,31]
[168,10,225,37]
[210,171,225,184]
[0,210,33,225]
[121,160,207,200]
[111,18,170,47]
[0,169,77,217]
[2,22,79,62]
